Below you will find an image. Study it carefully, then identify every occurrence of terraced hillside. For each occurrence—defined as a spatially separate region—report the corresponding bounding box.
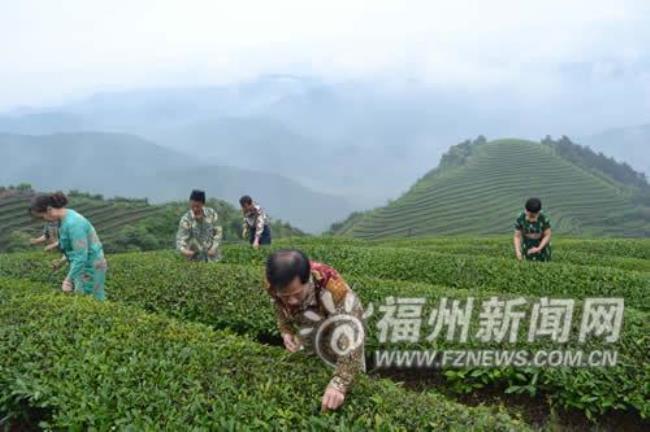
[335,139,650,238]
[0,189,160,251]
[0,187,303,252]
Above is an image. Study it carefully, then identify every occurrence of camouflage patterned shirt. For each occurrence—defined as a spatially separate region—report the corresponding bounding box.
[176,207,223,261]
[266,262,366,394]
[242,203,269,240]
[514,211,552,260]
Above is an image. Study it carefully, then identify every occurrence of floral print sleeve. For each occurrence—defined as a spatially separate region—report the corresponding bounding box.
[324,275,366,394]
[264,278,295,335]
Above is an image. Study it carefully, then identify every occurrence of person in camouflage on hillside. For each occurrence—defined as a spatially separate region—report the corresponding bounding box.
[240,195,271,249]
[176,190,223,262]
[514,197,552,261]
[265,249,366,412]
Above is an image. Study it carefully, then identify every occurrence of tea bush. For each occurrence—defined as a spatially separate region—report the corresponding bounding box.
[0,278,526,430]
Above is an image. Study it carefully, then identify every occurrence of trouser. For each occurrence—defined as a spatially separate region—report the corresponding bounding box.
[249,224,272,245]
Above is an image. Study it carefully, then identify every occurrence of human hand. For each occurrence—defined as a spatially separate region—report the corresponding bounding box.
[321,385,345,412]
[61,278,73,293]
[282,332,300,352]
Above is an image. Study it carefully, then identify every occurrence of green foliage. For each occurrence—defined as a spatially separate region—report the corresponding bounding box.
[103,198,304,253]
[1,238,648,421]
[542,135,648,190]
[218,243,650,311]
[328,211,368,235]
[0,278,525,430]
[332,139,650,238]
[4,230,33,253]
[15,183,33,192]
[437,135,487,171]
[0,189,304,253]
[371,236,650,269]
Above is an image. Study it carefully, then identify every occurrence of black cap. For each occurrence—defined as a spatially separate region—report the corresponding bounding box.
[190,189,206,204]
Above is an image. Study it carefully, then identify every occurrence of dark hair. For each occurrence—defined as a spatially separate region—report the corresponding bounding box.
[189,189,206,204]
[266,249,311,292]
[29,192,68,214]
[525,198,542,213]
[239,195,253,206]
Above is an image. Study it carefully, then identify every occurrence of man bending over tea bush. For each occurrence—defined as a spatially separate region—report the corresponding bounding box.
[265,249,366,412]
[240,194,272,249]
[514,197,552,262]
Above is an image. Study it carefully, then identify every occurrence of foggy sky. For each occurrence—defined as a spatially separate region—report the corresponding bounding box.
[1,0,649,135]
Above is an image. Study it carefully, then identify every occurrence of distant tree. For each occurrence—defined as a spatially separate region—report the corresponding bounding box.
[474,135,487,145]
[439,138,475,169]
[16,183,32,192]
[542,135,649,190]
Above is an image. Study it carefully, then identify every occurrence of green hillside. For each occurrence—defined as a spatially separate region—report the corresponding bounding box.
[0,132,353,233]
[333,138,650,238]
[0,185,303,253]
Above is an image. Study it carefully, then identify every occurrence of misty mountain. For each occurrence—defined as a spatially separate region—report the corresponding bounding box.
[580,124,650,176]
[1,75,647,207]
[0,132,351,233]
[0,76,498,206]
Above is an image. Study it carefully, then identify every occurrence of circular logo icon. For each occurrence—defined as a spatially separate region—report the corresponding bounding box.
[299,292,365,367]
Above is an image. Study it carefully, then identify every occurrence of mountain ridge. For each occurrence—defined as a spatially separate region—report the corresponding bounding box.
[332,137,649,238]
[0,132,351,233]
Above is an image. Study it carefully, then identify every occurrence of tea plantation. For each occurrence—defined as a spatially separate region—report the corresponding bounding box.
[1,235,648,430]
[332,139,650,238]
[0,186,303,254]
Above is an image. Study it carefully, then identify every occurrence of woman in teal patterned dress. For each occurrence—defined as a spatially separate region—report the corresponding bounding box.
[29,192,107,300]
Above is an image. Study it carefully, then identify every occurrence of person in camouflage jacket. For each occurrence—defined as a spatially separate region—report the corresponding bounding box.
[514,197,552,262]
[239,195,271,249]
[176,190,223,262]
